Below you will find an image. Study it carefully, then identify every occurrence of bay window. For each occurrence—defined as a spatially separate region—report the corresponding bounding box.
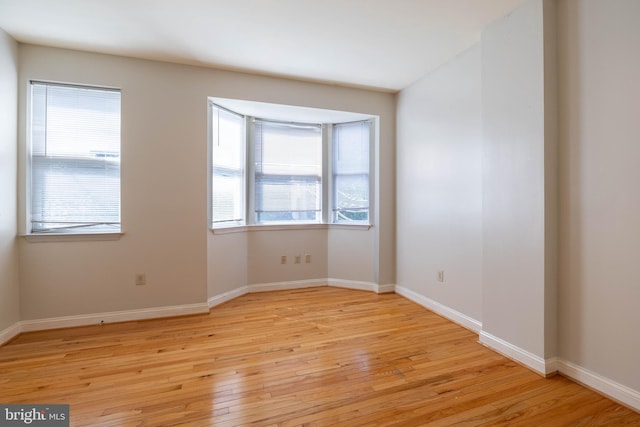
[209,99,373,229]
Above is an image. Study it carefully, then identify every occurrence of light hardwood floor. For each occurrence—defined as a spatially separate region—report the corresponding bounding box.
[1,287,638,426]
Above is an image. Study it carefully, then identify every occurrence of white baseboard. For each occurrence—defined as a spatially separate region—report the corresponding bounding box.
[292,278,395,294]
[19,303,210,333]
[395,285,482,333]
[377,283,396,293]
[4,283,640,413]
[328,278,372,292]
[478,333,640,410]
[327,278,378,293]
[0,322,22,346]
[208,286,249,308]
[3,279,390,345]
[557,359,640,411]
[246,278,394,295]
[545,356,559,374]
[248,279,328,293]
[208,279,391,303]
[479,331,556,376]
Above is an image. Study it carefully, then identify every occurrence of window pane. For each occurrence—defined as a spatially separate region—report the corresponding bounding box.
[254,120,322,223]
[30,83,121,233]
[211,106,245,226]
[333,121,370,223]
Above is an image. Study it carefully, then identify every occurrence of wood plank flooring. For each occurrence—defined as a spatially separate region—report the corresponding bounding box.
[1,287,638,426]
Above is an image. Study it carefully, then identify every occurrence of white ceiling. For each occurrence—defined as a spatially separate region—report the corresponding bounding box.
[0,0,524,92]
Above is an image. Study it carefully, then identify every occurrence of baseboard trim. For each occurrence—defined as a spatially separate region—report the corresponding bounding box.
[5,284,640,412]
[327,278,385,293]
[248,279,328,293]
[328,278,373,292]
[477,333,640,409]
[545,357,560,375]
[19,303,210,333]
[557,359,640,411]
[395,285,482,333]
[377,283,397,293]
[208,286,249,308]
[479,331,555,376]
[4,279,390,343]
[0,322,22,346]
[209,279,392,302]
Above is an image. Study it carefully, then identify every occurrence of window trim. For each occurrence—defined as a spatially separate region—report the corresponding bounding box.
[24,80,122,238]
[22,232,123,243]
[210,223,372,235]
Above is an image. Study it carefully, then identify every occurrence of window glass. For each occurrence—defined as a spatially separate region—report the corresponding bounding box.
[30,82,121,233]
[333,120,370,223]
[254,120,322,224]
[211,105,245,226]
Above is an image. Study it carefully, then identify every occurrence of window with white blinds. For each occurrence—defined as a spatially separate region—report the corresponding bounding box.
[30,82,121,234]
[211,105,245,226]
[332,120,371,223]
[254,120,322,223]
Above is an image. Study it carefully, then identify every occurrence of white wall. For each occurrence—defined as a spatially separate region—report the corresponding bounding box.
[18,46,209,319]
[16,44,395,320]
[376,114,397,287]
[248,229,328,285]
[542,0,559,362]
[397,0,640,404]
[558,0,640,392]
[396,44,483,322]
[328,228,375,283]
[0,29,20,332]
[207,231,247,297]
[481,0,557,360]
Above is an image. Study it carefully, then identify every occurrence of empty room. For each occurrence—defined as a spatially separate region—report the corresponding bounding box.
[1,0,639,425]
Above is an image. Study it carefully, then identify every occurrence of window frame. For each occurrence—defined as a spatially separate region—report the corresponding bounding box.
[209,102,247,228]
[25,80,122,238]
[251,118,323,225]
[208,100,375,231]
[330,119,373,225]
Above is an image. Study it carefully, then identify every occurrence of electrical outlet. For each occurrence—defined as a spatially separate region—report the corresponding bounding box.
[305,254,311,263]
[281,255,287,264]
[438,270,445,283]
[135,273,146,286]
[295,255,301,264]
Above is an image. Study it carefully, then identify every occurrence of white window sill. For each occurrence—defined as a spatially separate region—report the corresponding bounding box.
[210,223,371,235]
[210,225,249,235]
[22,232,124,243]
[328,223,372,231]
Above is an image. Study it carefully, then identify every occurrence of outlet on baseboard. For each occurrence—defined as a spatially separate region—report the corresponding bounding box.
[438,270,445,283]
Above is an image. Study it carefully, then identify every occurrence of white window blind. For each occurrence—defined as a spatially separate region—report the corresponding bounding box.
[332,120,370,223]
[254,119,322,223]
[211,105,245,226]
[30,82,121,233]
